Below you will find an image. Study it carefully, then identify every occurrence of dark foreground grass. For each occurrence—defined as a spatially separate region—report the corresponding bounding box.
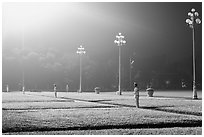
[3,127,202,135]
[2,91,202,135]
[2,107,202,134]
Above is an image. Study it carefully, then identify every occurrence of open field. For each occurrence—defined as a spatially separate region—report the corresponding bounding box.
[2,91,202,135]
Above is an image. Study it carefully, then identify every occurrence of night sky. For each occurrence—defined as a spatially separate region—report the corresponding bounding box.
[2,2,202,91]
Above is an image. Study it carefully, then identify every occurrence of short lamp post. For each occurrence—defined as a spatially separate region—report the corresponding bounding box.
[6,85,9,92]
[185,8,201,99]
[22,72,25,94]
[129,58,134,91]
[114,33,126,95]
[76,45,86,93]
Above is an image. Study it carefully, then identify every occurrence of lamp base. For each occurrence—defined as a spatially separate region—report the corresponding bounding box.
[116,91,122,95]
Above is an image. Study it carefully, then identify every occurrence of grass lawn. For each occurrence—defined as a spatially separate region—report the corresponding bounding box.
[3,127,202,135]
[2,91,202,135]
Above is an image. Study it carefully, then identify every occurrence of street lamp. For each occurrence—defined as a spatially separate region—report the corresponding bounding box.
[6,85,9,92]
[114,33,126,95]
[129,58,134,91]
[185,8,201,99]
[22,23,25,94]
[22,71,25,94]
[76,45,86,93]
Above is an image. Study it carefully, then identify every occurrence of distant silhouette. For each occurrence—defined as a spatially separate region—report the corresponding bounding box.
[54,84,57,98]
[6,85,9,92]
[181,79,187,88]
[66,84,69,92]
[133,82,139,108]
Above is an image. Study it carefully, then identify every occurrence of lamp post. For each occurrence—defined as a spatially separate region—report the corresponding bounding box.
[22,23,25,94]
[129,58,134,91]
[185,8,201,99]
[76,45,86,93]
[114,33,126,95]
[22,71,25,94]
[6,85,9,92]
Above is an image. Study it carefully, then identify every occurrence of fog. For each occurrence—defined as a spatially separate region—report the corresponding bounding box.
[2,2,202,91]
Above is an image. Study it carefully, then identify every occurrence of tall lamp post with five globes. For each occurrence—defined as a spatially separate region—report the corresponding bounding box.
[114,33,126,95]
[76,45,86,93]
[185,8,201,99]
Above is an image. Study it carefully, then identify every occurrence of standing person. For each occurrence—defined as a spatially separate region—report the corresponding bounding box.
[54,84,57,98]
[133,82,140,108]
[66,83,69,92]
[6,85,9,92]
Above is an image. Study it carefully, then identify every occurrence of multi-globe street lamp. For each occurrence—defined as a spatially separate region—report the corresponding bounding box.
[185,8,201,99]
[114,33,126,95]
[76,45,86,93]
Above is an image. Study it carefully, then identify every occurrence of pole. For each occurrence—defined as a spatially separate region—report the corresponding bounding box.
[79,54,82,93]
[129,58,132,91]
[22,23,25,94]
[6,85,9,92]
[114,33,125,95]
[23,71,25,94]
[118,45,121,95]
[192,27,197,99]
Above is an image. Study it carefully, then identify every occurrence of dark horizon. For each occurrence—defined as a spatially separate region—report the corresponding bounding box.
[2,2,202,91]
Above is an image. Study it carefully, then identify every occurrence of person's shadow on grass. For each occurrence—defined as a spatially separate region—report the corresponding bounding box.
[140,105,201,116]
